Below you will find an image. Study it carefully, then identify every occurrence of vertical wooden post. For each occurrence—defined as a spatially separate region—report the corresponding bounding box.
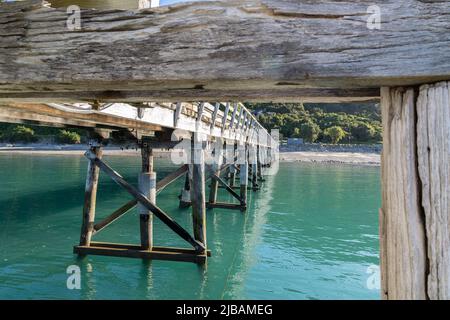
[381,81,450,300]
[250,145,258,190]
[208,140,222,205]
[79,141,103,247]
[179,173,191,208]
[257,145,263,181]
[189,134,207,253]
[238,143,248,211]
[139,143,156,251]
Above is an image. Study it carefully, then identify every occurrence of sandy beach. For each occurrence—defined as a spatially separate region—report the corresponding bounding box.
[0,146,380,165]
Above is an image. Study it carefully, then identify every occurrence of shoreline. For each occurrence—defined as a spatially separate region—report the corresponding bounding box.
[0,147,381,166]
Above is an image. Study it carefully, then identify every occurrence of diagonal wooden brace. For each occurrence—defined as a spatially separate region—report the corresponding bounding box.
[85,150,205,253]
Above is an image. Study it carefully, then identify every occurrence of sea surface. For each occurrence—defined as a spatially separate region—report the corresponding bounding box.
[0,154,381,299]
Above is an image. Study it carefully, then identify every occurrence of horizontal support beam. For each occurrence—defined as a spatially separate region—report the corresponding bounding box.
[0,103,162,133]
[0,88,380,104]
[1,0,448,101]
[206,202,244,211]
[74,242,210,264]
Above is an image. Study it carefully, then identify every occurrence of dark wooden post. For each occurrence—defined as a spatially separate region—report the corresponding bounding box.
[208,140,222,205]
[139,143,156,251]
[79,140,103,247]
[250,145,258,190]
[189,134,207,253]
[238,143,248,211]
[179,173,191,208]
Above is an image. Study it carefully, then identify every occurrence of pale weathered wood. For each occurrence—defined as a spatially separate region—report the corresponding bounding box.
[79,143,102,247]
[416,81,450,300]
[1,0,449,102]
[381,86,427,300]
[382,82,450,300]
[139,146,155,250]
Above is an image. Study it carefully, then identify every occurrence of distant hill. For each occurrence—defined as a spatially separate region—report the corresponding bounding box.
[244,103,381,144]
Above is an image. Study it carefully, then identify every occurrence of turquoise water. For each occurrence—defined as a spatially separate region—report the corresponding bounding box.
[0,154,381,300]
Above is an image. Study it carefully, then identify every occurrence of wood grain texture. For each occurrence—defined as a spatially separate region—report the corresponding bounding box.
[416,81,450,300]
[0,0,449,102]
[381,86,427,300]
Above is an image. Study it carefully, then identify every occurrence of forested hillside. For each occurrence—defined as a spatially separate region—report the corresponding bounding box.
[245,103,381,144]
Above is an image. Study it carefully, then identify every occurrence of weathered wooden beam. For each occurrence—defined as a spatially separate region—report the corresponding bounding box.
[381,81,450,300]
[2,1,449,102]
[74,242,210,264]
[0,103,162,132]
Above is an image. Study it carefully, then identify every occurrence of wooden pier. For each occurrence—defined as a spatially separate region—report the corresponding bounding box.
[1,0,450,299]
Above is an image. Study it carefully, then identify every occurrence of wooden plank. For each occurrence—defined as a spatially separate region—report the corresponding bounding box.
[416,81,450,300]
[1,1,448,102]
[79,143,102,247]
[380,86,426,300]
[86,151,205,252]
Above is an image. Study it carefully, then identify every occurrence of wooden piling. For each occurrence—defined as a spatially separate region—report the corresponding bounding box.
[208,142,222,205]
[79,142,103,247]
[139,144,156,251]
[381,82,450,300]
[189,135,207,254]
[239,144,248,211]
[250,145,258,190]
[179,174,191,208]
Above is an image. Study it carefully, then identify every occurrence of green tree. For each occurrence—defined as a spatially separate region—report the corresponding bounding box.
[299,121,321,143]
[3,125,38,143]
[350,122,376,141]
[324,126,346,144]
[56,130,81,144]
